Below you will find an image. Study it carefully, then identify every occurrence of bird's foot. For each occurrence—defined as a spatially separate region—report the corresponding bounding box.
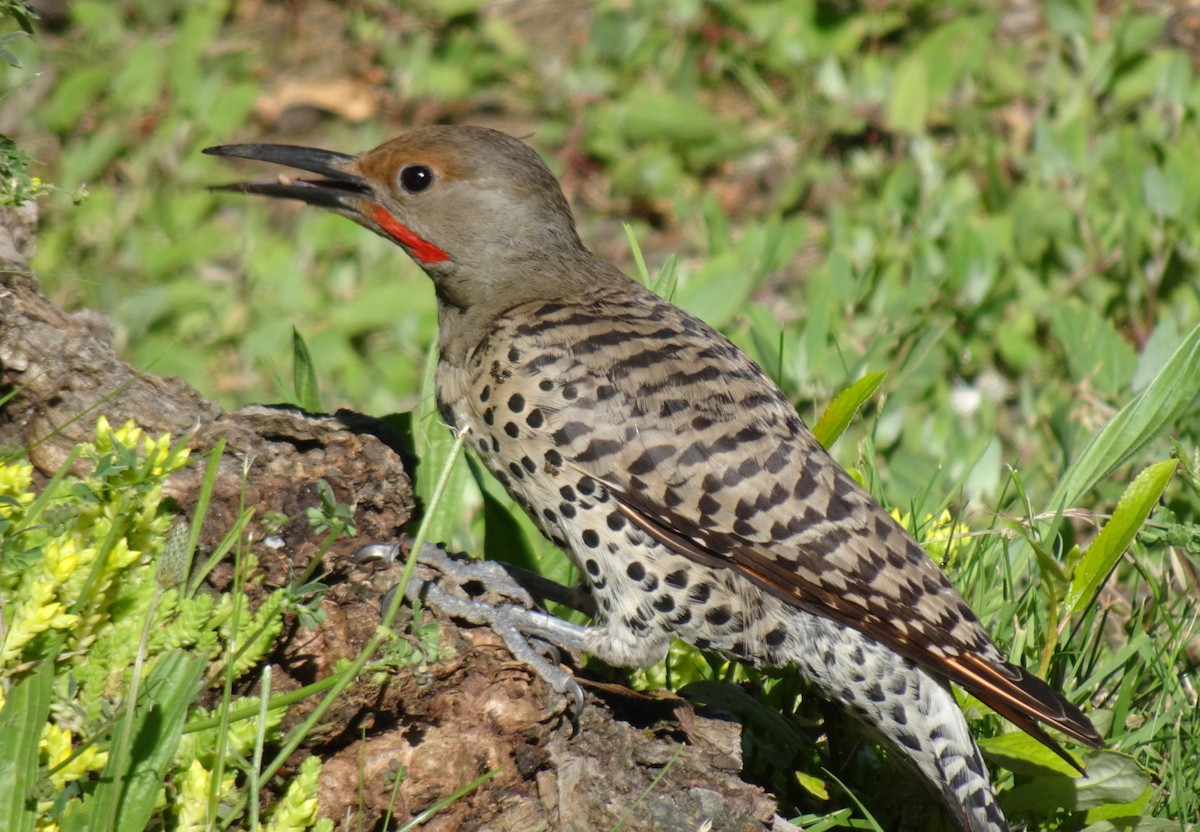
[354,540,587,716]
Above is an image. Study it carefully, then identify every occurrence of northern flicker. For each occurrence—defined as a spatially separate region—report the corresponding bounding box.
[206,126,1103,831]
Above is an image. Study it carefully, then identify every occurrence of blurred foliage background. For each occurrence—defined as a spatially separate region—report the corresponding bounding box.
[3,0,1199,827]
[5,0,1199,509]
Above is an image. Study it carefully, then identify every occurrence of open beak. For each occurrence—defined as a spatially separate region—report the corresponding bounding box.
[202,143,370,210]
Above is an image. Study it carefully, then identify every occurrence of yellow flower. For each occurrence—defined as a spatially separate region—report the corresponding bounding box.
[175,760,212,832]
[889,508,967,566]
[265,756,323,832]
[2,579,81,665]
[44,538,81,583]
[41,723,108,789]
[0,459,35,517]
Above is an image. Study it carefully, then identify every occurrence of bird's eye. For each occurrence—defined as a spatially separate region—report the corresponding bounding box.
[398,164,435,194]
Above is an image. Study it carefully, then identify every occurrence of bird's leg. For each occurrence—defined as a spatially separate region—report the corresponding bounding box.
[479,559,597,618]
[354,540,588,713]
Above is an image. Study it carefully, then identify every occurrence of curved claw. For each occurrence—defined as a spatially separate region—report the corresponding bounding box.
[359,539,592,722]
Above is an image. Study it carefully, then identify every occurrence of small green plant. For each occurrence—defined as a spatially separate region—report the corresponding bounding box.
[0,136,44,207]
[4,0,1198,826]
[0,0,34,68]
[0,418,330,832]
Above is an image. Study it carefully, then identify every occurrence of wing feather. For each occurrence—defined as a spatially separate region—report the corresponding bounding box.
[608,481,1103,764]
[524,286,1101,763]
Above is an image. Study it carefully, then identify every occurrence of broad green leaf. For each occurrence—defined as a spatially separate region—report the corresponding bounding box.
[1069,751,1153,809]
[977,730,1082,778]
[1141,165,1181,220]
[0,661,55,832]
[71,651,207,832]
[1003,751,1147,815]
[794,770,830,801]
[674,251,753,329]
[1049,322,1200,512]
[886,55,930,135]
[1081,786,1151,823]
[812,371,886,449]
[414,341,474,549]
[616,89,722,145]
[1067,459,1177,612]
[1080,817,1179,832]
[292,327,321,412]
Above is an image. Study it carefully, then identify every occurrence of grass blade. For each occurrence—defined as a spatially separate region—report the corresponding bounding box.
[1049,323,1200,512]
[811,371,886,449]
[74,651,207,832]
[1066,459,1177,613]
[292,326,322,412]
[0,659,56,832]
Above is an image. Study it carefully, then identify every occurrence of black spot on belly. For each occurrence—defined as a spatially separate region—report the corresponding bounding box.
[664,569,688,589]
[704,605,732,626]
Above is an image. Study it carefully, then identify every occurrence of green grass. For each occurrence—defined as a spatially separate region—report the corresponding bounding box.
[3,0,1199,829]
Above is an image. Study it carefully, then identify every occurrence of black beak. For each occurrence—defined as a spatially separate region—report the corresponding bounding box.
[203,143,370,210]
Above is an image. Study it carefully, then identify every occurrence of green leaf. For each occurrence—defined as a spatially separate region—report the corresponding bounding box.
[1080,818,1180,831]
[1066,459,1177,613]
[673,250,753,329]
[292,326,322,412]
[1002,751,1148,815]
[614,89,722,145]
[1049,322,1200,512]
[1069,751,1153,809]
[414,340,473,548]
[1141,165,1182,220]
[886,55,930,135]
[1048,302,1137,397]
[0,31,28,68]
[977,729,1082,777]
[811,371,886,449]
[71,651,207,832]
[0,661,56,832]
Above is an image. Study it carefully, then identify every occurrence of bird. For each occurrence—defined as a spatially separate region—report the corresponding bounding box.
[205,125,1103,832]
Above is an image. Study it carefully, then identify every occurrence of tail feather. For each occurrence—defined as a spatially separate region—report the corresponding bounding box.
[944,652,1103,772]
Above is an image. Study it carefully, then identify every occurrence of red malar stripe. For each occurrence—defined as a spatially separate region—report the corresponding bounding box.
[371,204,449,264]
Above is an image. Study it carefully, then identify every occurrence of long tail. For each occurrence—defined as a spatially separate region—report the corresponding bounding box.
[785,609,1009,832]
